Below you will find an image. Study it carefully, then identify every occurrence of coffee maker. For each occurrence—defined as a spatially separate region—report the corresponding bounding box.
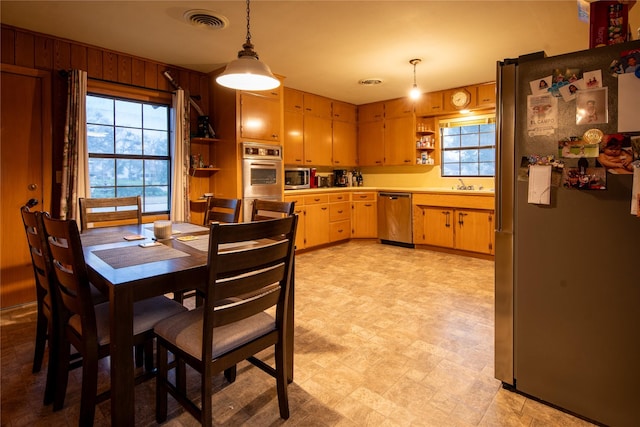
[333,169,348,187]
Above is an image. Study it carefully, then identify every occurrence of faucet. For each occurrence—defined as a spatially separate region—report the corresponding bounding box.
[457,179,474,190]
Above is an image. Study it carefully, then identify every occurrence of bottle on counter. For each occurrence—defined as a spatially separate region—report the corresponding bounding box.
[357,172,363,186]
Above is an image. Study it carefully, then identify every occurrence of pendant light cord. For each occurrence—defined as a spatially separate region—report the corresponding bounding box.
[245,0,252,46]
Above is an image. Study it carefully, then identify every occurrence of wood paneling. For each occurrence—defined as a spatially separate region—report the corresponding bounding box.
[87,47,103,78]
[53,39,70,70]
[34,36,53,70]
[15,31,34,68]
[70,43,87,70]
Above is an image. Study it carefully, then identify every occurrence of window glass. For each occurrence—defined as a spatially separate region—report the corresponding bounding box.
[86,94,171,214]
[440,117,495,177]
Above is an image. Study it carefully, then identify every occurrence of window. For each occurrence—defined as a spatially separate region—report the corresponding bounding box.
[440,115,496,177]
[86,94,171,213]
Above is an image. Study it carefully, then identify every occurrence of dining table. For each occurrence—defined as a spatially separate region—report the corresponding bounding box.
[80,221,296,426]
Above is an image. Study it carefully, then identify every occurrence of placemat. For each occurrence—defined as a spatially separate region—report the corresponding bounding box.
[176,235,210,252]
[92,245,189,269]
[81,230,144,247]
[145,222,209,234]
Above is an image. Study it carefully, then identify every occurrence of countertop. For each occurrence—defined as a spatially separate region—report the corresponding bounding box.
[284,187,495,196]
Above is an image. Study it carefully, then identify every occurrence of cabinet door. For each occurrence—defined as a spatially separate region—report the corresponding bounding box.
[240,93,281,141]
[303,93,332,118]
[332,101,357,122]
[358,120,384,166]
[352,200,377,238]
[384,97,414,118]
[476,83,496,109]
[384,115,415,166]
[332,120,357,167]
[358,102,384,123]
[283,110,304,165]
[454,209,494,254]
[305,203,330,247]
[285,195,306,250]
[423,207,454,248]
[415,91,444,116]
[284,87,304,112]
[303,115,332,165]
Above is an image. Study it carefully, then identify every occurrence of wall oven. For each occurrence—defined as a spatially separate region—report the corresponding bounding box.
[242,142,283,222]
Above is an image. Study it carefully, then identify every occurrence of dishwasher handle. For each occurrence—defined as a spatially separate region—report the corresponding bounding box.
[379,192,411,200]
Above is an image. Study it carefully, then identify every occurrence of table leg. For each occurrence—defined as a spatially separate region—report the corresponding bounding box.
[110,287,135,426]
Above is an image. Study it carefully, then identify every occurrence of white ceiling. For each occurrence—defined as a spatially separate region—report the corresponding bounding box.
[2,1,639,105]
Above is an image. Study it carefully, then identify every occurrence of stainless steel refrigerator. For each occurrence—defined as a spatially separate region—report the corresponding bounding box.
[495,40,640,427]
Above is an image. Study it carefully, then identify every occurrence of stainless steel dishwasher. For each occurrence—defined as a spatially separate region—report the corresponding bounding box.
[377,192,414,247]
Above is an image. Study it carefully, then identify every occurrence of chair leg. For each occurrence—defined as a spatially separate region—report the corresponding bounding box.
[52,336,71,411]
[32,307,47,373]
[144,340,154,372]
[79,346,99,427]
[275,343,290,420]
[156,343,168,423]
[201,368,213,427]
[224,365,237,383]
[43,325,58,405]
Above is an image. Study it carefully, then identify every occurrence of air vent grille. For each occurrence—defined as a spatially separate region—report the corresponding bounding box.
[358,79,383,86]
[184,10,229,29]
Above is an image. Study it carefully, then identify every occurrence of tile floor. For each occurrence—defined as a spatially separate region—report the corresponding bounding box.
[1,240,596,426]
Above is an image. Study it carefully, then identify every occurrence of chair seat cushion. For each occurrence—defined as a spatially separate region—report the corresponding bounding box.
[154,307,276,360]
[68,296,188,346]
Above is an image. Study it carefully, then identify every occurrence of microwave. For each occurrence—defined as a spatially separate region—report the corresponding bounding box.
[284,167,310,189]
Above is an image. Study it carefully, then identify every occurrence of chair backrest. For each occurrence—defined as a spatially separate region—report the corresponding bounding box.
[202,216,298,360]
[203,197,242,225]
[250,199,295,222]
[41,213,97,335]
[20,207,57,322]
[78,196,142,231]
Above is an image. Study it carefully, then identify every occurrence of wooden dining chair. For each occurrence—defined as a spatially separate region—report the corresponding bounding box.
[78,195,142,231]
[203,197,242,225]
[20,207,61,405]
[154,216,298,426]
[41,213,188,426]
[250,199,295,221]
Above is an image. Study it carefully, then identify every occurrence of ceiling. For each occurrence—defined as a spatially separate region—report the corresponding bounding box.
[2,1,639,105]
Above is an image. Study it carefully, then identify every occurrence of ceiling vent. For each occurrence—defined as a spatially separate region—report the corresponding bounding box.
[184,10,229,30]
[358,78,383,86]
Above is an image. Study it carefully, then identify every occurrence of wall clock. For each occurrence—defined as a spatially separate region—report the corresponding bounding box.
[451,89,471,108]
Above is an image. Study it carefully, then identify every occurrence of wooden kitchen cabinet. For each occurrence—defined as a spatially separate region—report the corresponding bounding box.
[329,193,351,242]
[332,100,357,122]
[351,192,377,238]
[476,83,496,109]
[415,91,444,116]
[189,137,222,225]
[413,204,494,255]
[332,110,358,168]
[304,194,330,247]
[454,209,494,254]
[303,114,332,166]
[384,115,416,166]
[283,87,304,165]
[240,91,281,142]
[358,120,385,166]
[284,194,306,250]
[303,93,332,118]
[384,97,414,118]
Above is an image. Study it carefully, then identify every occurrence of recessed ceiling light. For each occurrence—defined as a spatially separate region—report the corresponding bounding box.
[358,79,383,86]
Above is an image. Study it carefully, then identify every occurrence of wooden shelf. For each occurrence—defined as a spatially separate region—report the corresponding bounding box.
[191,137,222,143]
[189,167,220,175]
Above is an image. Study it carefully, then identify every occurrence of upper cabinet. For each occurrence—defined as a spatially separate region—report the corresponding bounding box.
[442,83,496,113]
[332,101,358,167]
[283,88,304,165]
[476,83,496,109]
[240,91,282,142]
[415,91,444,116]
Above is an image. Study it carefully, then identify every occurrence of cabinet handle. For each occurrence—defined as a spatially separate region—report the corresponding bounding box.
[321,207,327,210]
[337,210,343,214]
[364,203,372,207]
[458,212,467,226]
[443,211,450,227]
[314,198,320,202]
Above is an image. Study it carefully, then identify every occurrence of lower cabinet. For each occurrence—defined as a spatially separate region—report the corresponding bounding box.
[413,205,494,254]
[284,194,306,250]
[305,195,330,247]
[351,192,377,238]
[329,193,351,242]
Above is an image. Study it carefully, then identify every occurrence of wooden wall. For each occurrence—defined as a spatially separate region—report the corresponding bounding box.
[1,24,210,216]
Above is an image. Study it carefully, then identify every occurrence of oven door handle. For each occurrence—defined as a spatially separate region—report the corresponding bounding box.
[248,162,278,167]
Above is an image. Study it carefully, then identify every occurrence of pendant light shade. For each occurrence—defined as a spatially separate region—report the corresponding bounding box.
[216,0,280,91]
[409,58,422,100]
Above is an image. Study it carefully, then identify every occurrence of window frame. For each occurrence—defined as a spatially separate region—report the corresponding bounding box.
[439,114,496,178]
[86,80,173,215]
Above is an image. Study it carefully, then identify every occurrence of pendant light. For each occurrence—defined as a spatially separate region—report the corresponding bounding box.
[215,0,280,91]
[409,58,422,100]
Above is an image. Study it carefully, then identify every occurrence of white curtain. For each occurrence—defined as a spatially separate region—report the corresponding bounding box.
[171,89,190,222]
[59,69,89,221]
